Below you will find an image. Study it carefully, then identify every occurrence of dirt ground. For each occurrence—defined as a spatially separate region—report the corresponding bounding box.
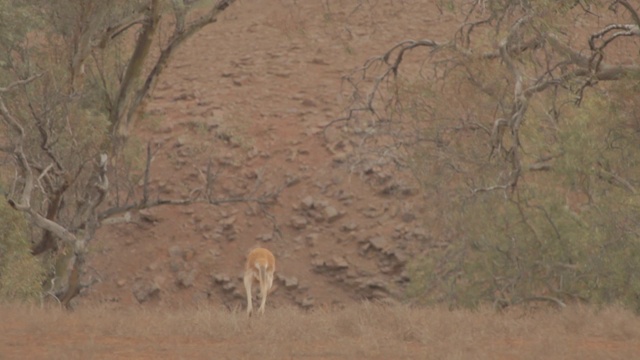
[3,0,640,359]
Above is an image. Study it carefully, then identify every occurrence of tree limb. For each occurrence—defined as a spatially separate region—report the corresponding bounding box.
[125,0,238,133]
[612,0,640,28]
[111,0,161,138]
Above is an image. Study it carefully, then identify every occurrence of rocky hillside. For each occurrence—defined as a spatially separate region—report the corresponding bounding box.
[82,0,449,310]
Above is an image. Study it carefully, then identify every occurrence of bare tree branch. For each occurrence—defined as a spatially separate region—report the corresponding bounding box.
[111,0,162,138]
[97,3,149,48]
[124,0,238,135]
[0,0,246,308]
[612,0,640,27]
[520,295,567,308]
[0,73,44,94]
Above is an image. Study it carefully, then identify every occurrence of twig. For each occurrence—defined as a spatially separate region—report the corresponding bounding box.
[521,296,567,308]
[0,73,43,93]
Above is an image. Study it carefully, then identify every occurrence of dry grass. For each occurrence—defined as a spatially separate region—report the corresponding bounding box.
[1,303,639,359]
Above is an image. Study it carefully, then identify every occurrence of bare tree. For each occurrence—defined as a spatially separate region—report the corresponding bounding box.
[0,0,247,308]
[341,0,640,189]
[338,0,640,309]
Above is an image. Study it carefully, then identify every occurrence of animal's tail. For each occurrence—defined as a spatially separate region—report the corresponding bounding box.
[257,262,268,290]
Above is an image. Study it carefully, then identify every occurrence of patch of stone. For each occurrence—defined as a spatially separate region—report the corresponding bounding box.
[176,269,198,288]
[132,277,163,303]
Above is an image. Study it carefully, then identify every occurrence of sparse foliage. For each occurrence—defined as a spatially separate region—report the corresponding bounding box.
[341,0,640,311]
[0,196,45,302]
[0,0,238,307]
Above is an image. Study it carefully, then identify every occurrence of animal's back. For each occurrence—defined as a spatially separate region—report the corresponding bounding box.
[245,247,276,272]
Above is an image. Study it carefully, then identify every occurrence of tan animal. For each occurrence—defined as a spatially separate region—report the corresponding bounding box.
[243,247,276,316]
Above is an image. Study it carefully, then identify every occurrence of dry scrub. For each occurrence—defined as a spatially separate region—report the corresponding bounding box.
[1,303,639,359]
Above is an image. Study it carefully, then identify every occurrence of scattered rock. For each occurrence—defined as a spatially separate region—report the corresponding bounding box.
[213,273,231,284]
[296,295,315,309]
[232,288,245,300]
[310,58,329,65]
[312,255,349,271]
[183,248,196,261]
[306,233,319,247]
[346,268,359,279]
[243,169,259,179]
[285,173,300,187]
[335,189,354,202]
[340,223,358,232]
[256,233,273,242]
[401,212,416,223]
[369,236,389,251]
[169,245,184,259]
[311,258,325,269]
[132,280,161,303]
[173,92,196,101]
[217,215,240,241]
[330,256,349,269]
[301,195,315,209]
[324,206,343,222]
[301,99,317,107]
[139,209,160,223]
[222,282,236,292]
[332,153,348,164]
[307,208,326,222]
[176,269,197,288]
[219,216,237,229]
[290,215,308,230]
[174,135,188,148]
[359,277,389,293]
[277,274,299,289]
[388,249,408,264]
[361,204,386,218]
[412,227,430,241]
[169,255,185,272]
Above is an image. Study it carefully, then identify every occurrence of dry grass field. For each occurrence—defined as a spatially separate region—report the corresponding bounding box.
[2,303,639,359]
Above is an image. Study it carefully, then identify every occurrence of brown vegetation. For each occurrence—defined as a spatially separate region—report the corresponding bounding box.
[1,303,639,359]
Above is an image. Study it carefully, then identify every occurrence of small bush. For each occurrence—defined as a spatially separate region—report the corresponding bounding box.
[0,198,46,302]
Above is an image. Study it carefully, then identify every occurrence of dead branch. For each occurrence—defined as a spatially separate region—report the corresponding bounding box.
[0,74,44,94]
[69,1,111,88]
[324,37,444,142]
[489,118,508,160]
[142,142,153,206]
[118,0,237,137]
[527,162,552,171]
[97,2,149,48]
[97,189,282,222]
[589,23,640,52]
[596,167,637,194]
[98,141,283,224]
[456,15,494,49]
[469,183,510,195]
[612,0,640,28]
[111,0,162,137]
[520,295,567,308]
